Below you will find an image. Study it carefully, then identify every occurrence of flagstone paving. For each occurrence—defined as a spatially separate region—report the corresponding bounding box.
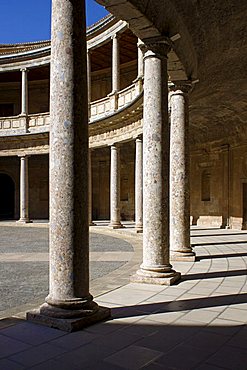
[0,224,247,369]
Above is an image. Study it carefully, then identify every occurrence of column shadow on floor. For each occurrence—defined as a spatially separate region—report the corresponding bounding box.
[181,269,247,281]
[192,241,247,246]
[110,293,247,318]
[197,252,247,260]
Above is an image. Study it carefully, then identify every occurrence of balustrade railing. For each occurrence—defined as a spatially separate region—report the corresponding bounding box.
[0,80,143,136]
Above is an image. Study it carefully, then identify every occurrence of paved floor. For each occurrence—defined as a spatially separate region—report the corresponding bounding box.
[0,225,247,369]
[0,223,136,318]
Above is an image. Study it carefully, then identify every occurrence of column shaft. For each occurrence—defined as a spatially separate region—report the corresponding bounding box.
[112,34,120,93]
[169,84,195,261]
[87,50,91,103]
[132,40,180,285]
[27,0,110,331]
[21,68,28,115]
[109,144,123,228]
[18,156,30,223]
[89,149,95,226]
[135,137,143,232]
[137,39,144,78]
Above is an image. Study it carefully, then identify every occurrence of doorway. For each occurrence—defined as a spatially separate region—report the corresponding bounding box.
[0,173,15,219]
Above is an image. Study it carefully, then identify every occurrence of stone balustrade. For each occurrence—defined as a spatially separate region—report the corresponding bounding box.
[0,82,143,137]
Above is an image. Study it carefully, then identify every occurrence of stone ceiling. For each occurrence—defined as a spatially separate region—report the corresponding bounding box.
[96,0,247,146]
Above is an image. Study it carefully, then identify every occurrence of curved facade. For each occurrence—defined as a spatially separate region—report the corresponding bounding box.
[0,9,246,231]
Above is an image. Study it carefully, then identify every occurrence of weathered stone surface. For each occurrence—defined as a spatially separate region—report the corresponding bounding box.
[27,0,110,330]
[26,305,111,332]
[135,136,143,232]
[169,83,195,261]
[109,144,123,228]
[132,41,180,285]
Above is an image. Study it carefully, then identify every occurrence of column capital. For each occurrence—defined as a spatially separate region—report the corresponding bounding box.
[18,154,30,159]
[143,36,172,59]
[111,33,120,40]
[135,135,143,143]
[137,38,145,51]
[20,68,29,73]
[169,80,192,95]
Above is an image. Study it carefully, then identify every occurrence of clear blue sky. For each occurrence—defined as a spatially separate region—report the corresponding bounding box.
[0,0,109,44]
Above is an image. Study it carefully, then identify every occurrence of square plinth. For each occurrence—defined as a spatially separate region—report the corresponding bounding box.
[26,306,111,332]
[130,271,181,286]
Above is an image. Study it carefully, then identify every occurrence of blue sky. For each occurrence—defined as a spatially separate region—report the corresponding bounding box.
[0,0,109,44]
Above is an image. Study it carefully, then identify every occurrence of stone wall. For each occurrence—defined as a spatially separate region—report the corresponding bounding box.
[191,144,247,230]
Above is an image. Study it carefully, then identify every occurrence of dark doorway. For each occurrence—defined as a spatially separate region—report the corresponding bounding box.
[0,103,14,117]
[0,174,15,219]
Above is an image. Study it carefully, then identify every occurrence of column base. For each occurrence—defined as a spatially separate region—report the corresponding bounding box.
[108,222,124,229]
[26,303,111,332]
[89,222,96,226]
[16,219,33,224]
[135,228,143,234]
[170,250,196,262]
[135,223,143,233]
[131,268,181,286]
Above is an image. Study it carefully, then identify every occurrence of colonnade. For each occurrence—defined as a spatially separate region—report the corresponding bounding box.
[25,0,195,331]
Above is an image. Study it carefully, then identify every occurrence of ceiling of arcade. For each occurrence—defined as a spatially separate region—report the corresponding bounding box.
[96,0,247,146]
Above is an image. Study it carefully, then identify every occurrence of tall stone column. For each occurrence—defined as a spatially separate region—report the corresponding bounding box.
[169,82,195,261]
[20,68,28,115]
[132,37,180,285]
[135,136,143,232]
[111,33,120,93]
[89,149,95,226]
[27,0,110,331]
[87,50,91,103]
[137,39,144,79]
[109,144,123,228]
[134,39,145,95]
[18,155,31,223]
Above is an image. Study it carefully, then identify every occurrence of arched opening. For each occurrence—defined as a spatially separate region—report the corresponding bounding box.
[0,173,15,220]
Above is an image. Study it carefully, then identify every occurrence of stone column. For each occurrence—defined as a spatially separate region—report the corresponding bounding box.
[89,149,96,226]
[27,0,110,332]
[134,39,145,95]
[87,50,91,103]
[109,144,123,228]
[169,82,195,261]
[137,39,144,79]
[20,68,28,115]
[18,155,31,223]
[111,33,120,93]
[132,37,180,285]
[135,136,143,232]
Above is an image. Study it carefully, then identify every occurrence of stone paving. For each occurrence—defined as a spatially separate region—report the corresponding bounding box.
[0,225,247,369]
[0,224,136,319]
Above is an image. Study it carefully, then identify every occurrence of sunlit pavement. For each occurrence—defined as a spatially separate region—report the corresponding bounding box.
[0,224,247,369]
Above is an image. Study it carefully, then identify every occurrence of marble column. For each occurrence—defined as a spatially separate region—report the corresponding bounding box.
[169,82,195,261]
[20,68,28,115]
[132,37,180,285]
[18,155,31,223]
[134,39,145,95]
[137,39,144,79]
[27,0,110,332]
[111,34,120,93]
[87,50,91,103]
[109,144,123,228]
[135,136,143,232]
[89,149,96,226]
